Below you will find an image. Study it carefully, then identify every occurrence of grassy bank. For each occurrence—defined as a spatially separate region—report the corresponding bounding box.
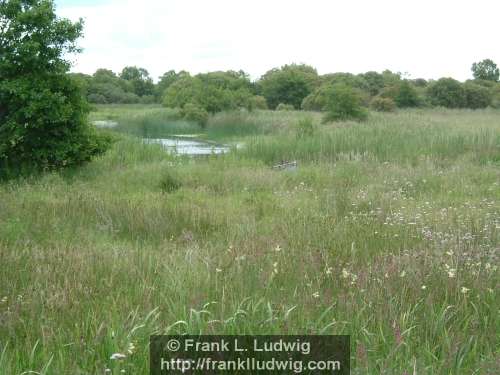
[0,107,499,374]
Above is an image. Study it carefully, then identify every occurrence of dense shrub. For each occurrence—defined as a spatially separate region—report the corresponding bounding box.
[395,81,420,108]
[371,96,396,112]
[248,95,268,110]
[301,85,332,111]
[426,78,466,108]
[276,103,295,111]
[181,103,209,127]
[322,84,368,122]
[259,64,319,109]
[163,72,256,114]
[463,83,492,109]
[491,84,500,109]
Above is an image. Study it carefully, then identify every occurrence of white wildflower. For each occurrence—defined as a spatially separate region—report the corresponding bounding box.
[461,287,470,295]
[127,342,136,355]
[421,285,427,290]
[312,292,320,299]
[110,353,127,360]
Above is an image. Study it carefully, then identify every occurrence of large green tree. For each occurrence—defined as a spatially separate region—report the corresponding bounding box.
[0,0,109,176]
[471,59,499,82]
[120,66,154,97]
[258,64,319,109]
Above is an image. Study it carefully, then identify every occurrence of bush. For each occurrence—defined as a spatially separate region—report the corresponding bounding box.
[463,83,492,109]
[181,103,209,127]
[395,81,420,108]
[301,85,331,111]
[491,84,500,109]
[160,171,182,193]
[88,93,108,104]
[371,96,396,112]
[276,103,295,111]
[295,117,315,138]
[259,64,319,109]
[322,84,368,122]
[249,95,268,110]
[426,78,466,108]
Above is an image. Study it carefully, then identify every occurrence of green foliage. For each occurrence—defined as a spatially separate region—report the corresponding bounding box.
[156,70,190,99]
[463,82,492,109]
[295,116,315,138]
[0,0,110,176]
[163,71,256,114]
[120,66,155,97]
[248,95,268,110]
[426,78,466,108]
[259,64,319,109]
[322,84,368,122]
[371,96,396,112]
[301,84,332,111]
[490,84,500,109]
[359,71,385,95]
[276,103,295,111]
[86,69,139,104]
[471,59,499,82]
[181,103,209,127]
[160,170,182,193]
[395,81,420,108]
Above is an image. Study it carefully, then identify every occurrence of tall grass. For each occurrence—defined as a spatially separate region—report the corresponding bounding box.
[0,107,498,374]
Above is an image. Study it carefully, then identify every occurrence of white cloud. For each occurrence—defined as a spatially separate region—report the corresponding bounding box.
[58,0,500,81]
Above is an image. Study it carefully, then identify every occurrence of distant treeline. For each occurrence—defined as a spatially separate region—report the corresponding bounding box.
[71,59,500,114]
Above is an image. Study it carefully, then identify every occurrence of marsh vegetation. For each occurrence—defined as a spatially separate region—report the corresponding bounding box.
[0,106,499,374]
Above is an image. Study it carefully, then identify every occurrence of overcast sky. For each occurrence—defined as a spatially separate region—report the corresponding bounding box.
[56,0,500,82]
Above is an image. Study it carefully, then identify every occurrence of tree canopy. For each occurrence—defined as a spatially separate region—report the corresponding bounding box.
[471,59,499,82]
[0,0,110,176]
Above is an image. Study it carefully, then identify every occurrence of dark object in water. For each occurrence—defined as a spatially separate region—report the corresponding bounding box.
[272,160,298,171]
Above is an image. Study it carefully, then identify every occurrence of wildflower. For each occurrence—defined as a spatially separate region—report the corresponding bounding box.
[110,353,127,360]
[461,287,470,295]
[446,250,454,257]
[447,269,456,278]
[0,297,7,304]
[273,262,278,274]
[325,267,333,276]
[400,270,406,278]
[342,269,350,279]
[216,268,222,273]
[127,342,136,355]
[312,292,320,299]
[105,369,111,373]
[485,263,491,270]
[275,245,282,253]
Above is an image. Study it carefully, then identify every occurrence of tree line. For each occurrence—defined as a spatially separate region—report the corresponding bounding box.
[73,59,500,119]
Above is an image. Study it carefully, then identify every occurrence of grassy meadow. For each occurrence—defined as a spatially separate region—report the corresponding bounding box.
[0,106,499,374]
